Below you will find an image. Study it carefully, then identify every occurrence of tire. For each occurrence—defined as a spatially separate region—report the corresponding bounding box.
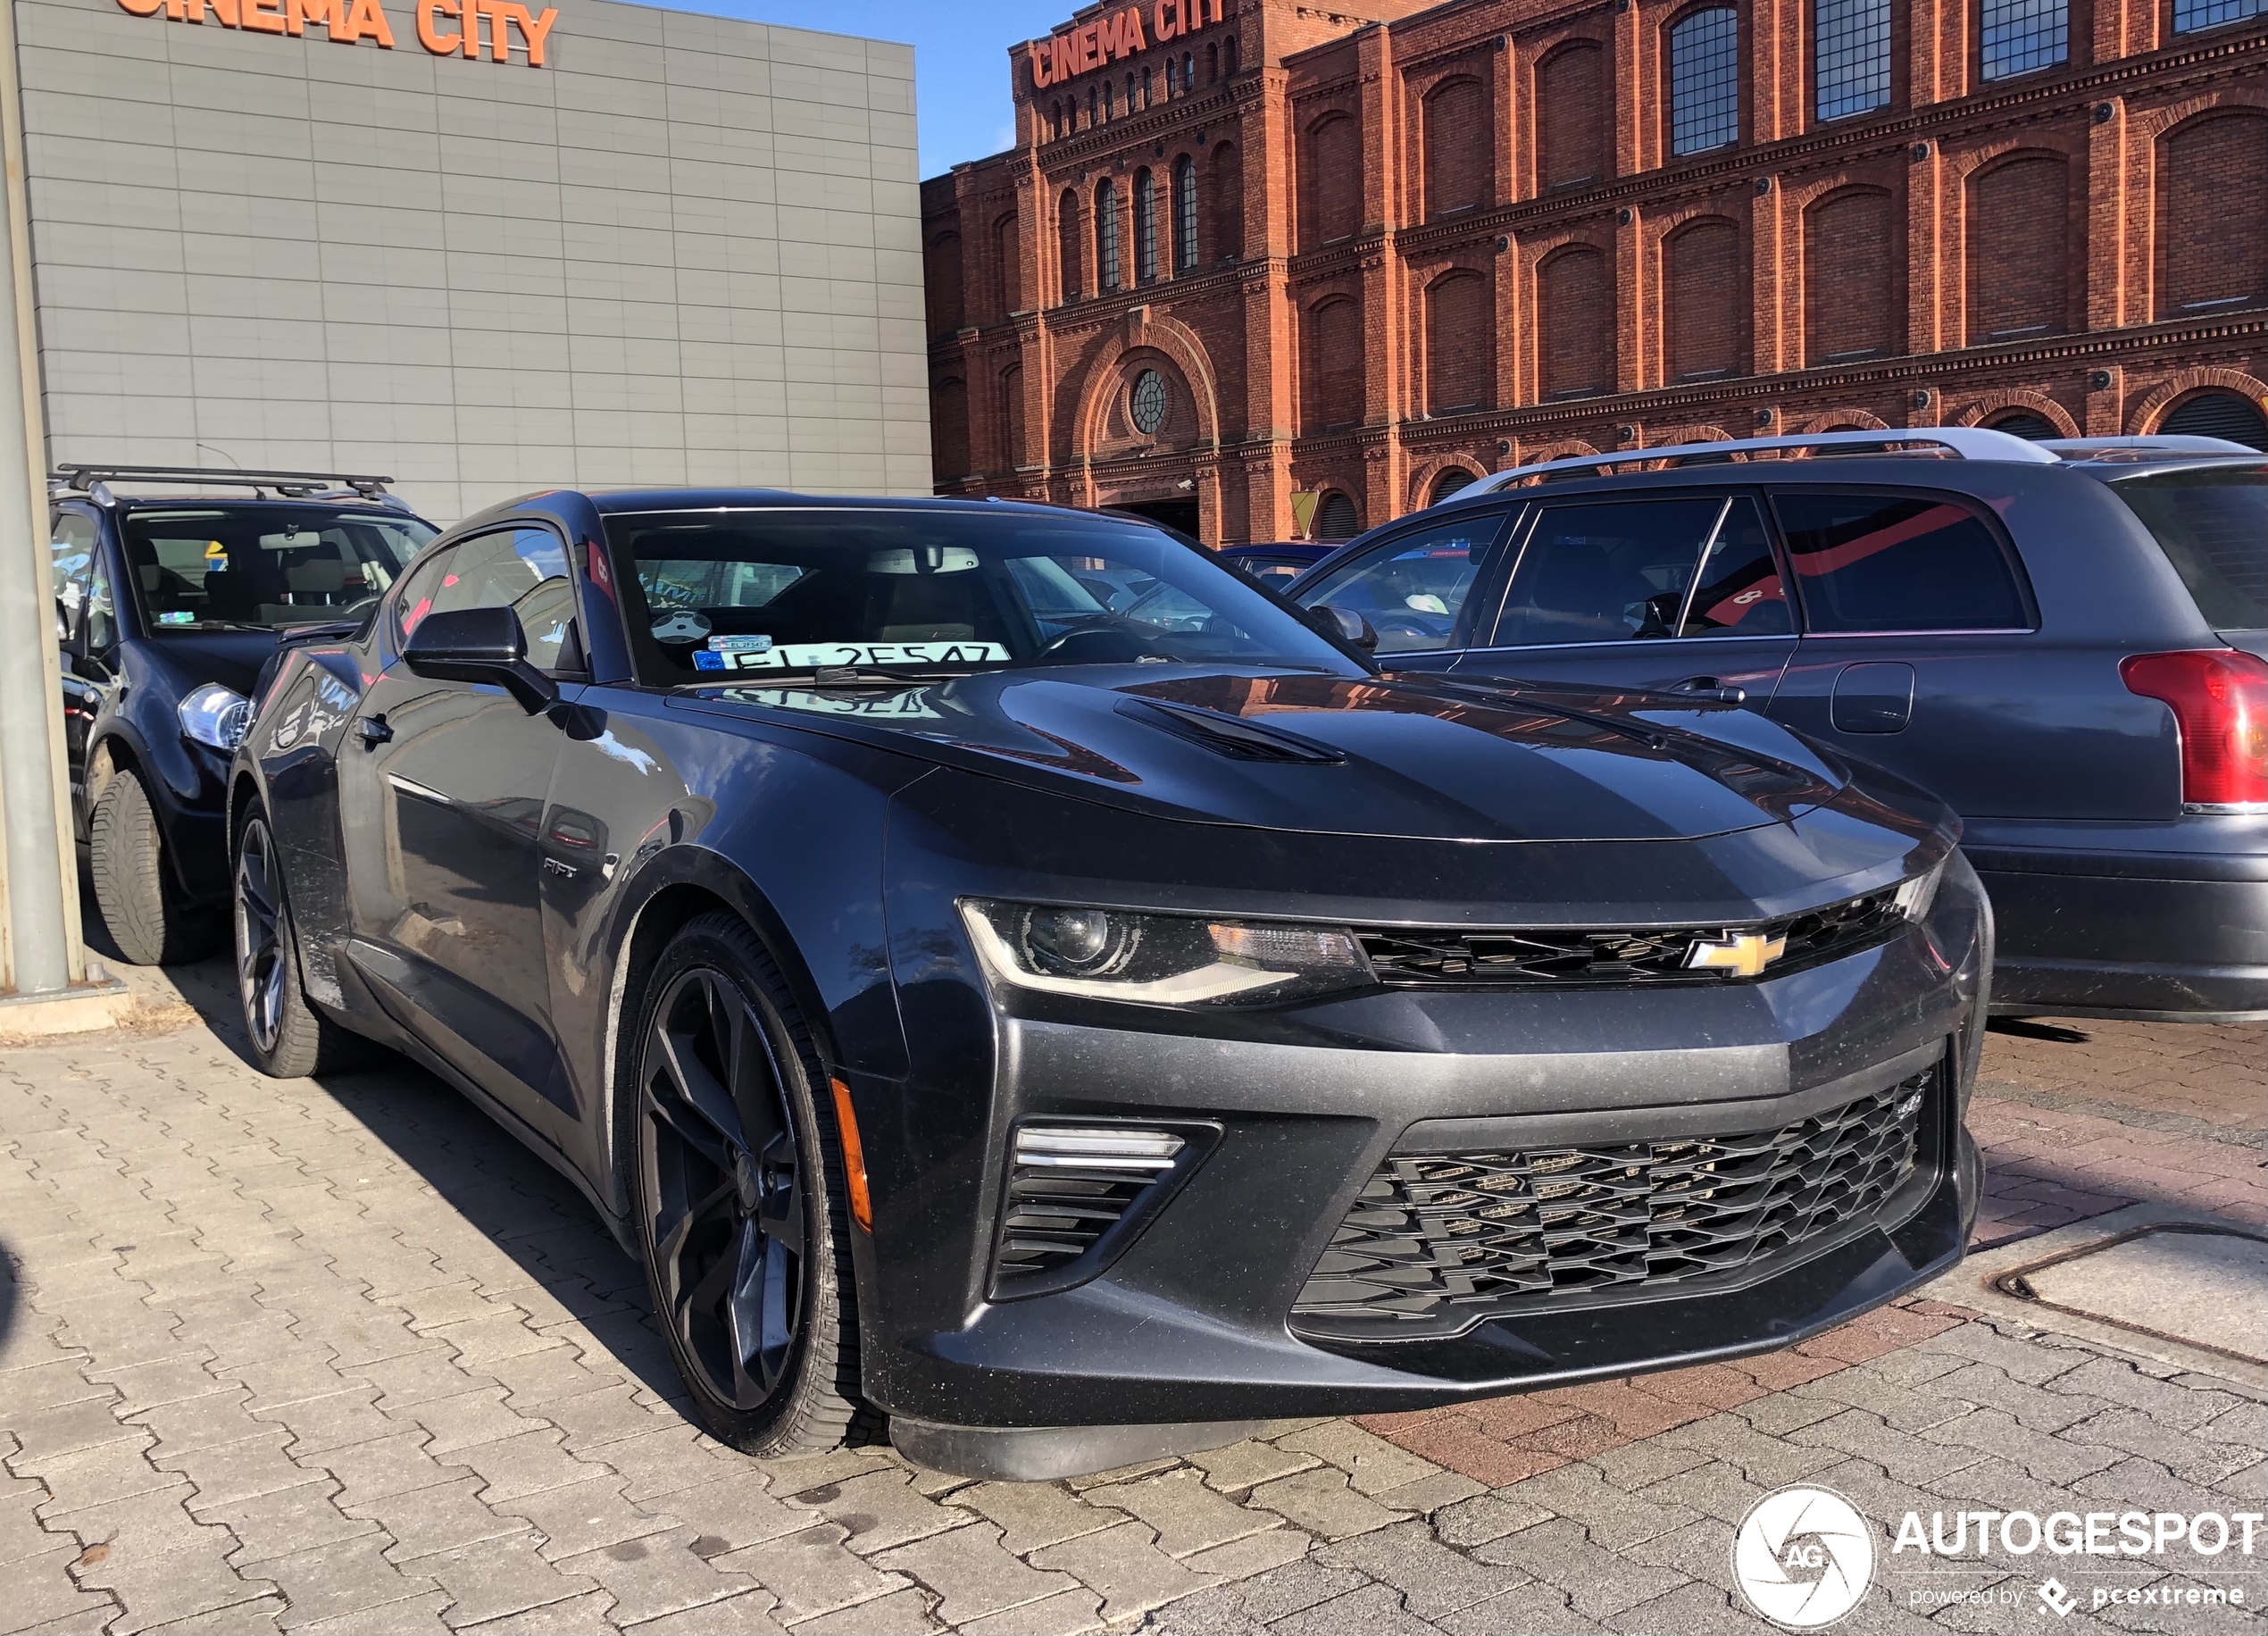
[630,912,868,1457]
[232,802,367,1078]
[90,765,223,966]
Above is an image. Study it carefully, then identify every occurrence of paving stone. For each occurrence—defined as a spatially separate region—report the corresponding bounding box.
[1368,1470,1487,1516]
[1176,1528,1310,1581]
[1430,1491,1555,1548]
[387,1388,545,1458]
[621,1587,791,1635]
[783,1586,939,1634]
[1268,1580,1448,1636]
[1246,1468,1407,1540]
[449,1588,619,1634]
[451,1430,603,1507]
[1028,1518,1213,1623]
[189,1478,377,1567]
[1611,1578,1759,1634]
[1273,1422,1443,1497]
[1788,1407,1997,1485]
[1,1545,127,1633]
[787,1465,965,1554]
[256,1534,444,1630]
[713,1523,910,1623]
[252,1390,397,1458]
[1652,1413,1847,1490]
[1187,1440,1320,1496]
[312,1432,476,1511]
[549,1527,755,1625]
[581,1430,737,1506]
[396,1527,602,1627]
[26,1438,181,1520]
[2061,1407,2265,1487]
[644,1473,821,1557]
[1434,1582,1605,1636]
[949,1481,1122,1555]
[952,1587,1102,1636]
[1916,1406,2124,1487]
[871,1521,1078,1627]
[1317,1519,1518,1620]
[1473,1517,1686,1618]
[1498,1460,1697,1551]
[10,1397,143,1463]
[1085,1467,1280,1557]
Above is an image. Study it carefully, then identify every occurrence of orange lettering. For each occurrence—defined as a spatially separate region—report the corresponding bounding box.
[1028,39,1048,88]
[508,2,554,63]
[1077,21,1097,70]
[163,0,210,20]
[1053,33,1072,79]
[288,0,340,33]
[416,0,459,51]
[205,0,238,24]
[339,0,393,44]
[1120,4,1147,50]
[1099,11,1121,56]
[240,0,286,31]
[119,0,166,15]
[1153,0,1176,40]
[1208,0,1222,21]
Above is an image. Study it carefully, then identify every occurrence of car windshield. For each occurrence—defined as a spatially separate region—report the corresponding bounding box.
[605,508,1360,683]
[2110,466,2267,631]
[121,507,435,632]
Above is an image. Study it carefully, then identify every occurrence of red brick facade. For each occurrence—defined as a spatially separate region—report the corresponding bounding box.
[922,0,2266,542]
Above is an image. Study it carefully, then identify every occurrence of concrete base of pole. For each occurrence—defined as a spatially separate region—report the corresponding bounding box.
[0,975,137,1038]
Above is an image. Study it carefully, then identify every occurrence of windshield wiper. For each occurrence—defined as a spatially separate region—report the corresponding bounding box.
[685,664,998,689]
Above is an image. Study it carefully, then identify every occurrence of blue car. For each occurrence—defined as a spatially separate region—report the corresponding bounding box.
[1291,428,2267,1022]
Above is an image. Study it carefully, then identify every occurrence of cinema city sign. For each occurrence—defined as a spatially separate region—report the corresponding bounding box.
[1028,0,1228,88]
[113,0,560,64]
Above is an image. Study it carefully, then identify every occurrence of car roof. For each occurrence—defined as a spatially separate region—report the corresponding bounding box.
[575,489,1112,520]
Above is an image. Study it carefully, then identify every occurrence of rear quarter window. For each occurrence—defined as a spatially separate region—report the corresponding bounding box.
[1772,490,2032,633]
[2108,467,2267,631]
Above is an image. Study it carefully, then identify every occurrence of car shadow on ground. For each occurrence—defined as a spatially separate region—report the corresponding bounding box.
[113,911,697,1415]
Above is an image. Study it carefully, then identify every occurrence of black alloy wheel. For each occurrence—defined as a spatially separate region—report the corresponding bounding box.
[630,914,865,1454]
[230,803,366,1078]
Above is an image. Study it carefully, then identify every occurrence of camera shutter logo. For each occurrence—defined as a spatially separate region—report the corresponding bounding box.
[1733,1485,1876,1628]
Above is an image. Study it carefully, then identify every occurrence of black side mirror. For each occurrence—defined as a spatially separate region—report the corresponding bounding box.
[403,605,558,714]
[1308,603,1379,653]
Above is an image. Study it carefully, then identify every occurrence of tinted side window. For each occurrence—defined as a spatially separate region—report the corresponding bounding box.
[1302,515,1504,654]
[52,513,96,638]
[1492,498,1723,647]
[392,547,456,649]
[2109,468,2267,631]
[1773,491,2029,632]
[418,528,577,672]
[1682,498,1791,636]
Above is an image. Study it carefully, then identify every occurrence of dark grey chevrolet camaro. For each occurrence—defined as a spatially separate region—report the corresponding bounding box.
[229,492,1987,1479]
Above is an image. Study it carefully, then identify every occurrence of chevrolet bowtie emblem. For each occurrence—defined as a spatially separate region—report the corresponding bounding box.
[1684,931,1788,977]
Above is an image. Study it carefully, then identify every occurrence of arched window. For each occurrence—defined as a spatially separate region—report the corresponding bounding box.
[1303,296,1363,432]
[1207,42,1219,80]
[1142,66,1152,106]
[1134,168,1159,284]
[1314,492,1360,541]
[1537,42,1608,188]
[1097,179,1121,290]
[1669,8,1740,154]
[2161,390,2268,450]
[1814,0,1891,120]
[1538,246,1613,397]
[1980,0,2067,78]
[1126,74,1136,113]
[1424,271,1491,414]
[1104,80,1114,120]
[1303,115,1361,247]
[1173,156,1199,273]
[1423,78,1489,219]
[1666,217,1743,379]
[1430,468,1477,505]
[924,230,963,333]
[1057,188,1083,303]
[992,212,1021,318]
[2155,112,2266,321]
[1088,86,1098,126]
[1968,154,2068,340]
[1225,35,1238,72]
[1805,188,1895,363]
[1000,365,1025,469]
[1183,52,1194,91]
[1986,410,2059,440]
[1212,141,1241,263]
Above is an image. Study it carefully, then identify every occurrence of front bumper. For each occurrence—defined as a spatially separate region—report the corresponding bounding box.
[855,856,1989,1434]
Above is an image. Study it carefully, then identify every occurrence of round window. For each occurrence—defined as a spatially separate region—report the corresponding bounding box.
[1130,370,1168,435]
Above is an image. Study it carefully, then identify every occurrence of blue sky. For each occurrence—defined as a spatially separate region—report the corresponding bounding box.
[677,0,1062,179]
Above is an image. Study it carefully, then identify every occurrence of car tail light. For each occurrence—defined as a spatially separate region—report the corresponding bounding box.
[2120,649,2268,811]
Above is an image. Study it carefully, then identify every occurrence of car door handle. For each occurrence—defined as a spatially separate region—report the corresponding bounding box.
[356,714,393,748]
[1669,675,1747,705]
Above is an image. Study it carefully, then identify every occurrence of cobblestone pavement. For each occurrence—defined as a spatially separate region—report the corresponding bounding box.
[2,970,2261,1636]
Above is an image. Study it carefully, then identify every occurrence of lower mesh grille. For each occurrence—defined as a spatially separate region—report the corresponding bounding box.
[990,1125,1187,1297]
[1292,1066,1934,1338]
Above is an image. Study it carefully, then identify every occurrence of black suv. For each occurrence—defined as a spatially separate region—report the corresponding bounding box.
[1291,430,2266,1022]
[51,466,437,964]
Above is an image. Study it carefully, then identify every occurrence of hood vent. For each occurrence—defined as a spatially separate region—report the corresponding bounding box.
[990,1123,1210,1299]
[1115,697,1347,764]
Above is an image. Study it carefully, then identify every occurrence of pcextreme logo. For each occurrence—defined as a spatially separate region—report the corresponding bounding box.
[113,0,560,66]
[1734,1486,1878,1628]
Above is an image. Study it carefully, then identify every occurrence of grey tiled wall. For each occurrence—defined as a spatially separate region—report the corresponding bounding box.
[18,0,927,521]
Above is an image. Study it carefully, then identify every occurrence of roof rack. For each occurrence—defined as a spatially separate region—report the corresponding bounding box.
[2039,436,2260,458]
[50,464,396,502]
[1445,426,2060,502]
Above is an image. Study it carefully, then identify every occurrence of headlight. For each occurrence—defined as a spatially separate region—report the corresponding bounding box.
[179,683,253,752]
[961,900,1373,1006]
[1895,859,1946,922]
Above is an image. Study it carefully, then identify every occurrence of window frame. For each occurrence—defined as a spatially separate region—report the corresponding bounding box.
[1300,505,1521,653]
[1477,491,1798,650]
[1766,484,2042,638]
[386,522,589,678]
[1667,4,1742,156]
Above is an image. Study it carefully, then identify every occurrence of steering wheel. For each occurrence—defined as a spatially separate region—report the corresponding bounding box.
[1033,619,1163,664]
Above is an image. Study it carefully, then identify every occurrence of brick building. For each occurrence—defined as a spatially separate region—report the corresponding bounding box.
[921,0,2265,542]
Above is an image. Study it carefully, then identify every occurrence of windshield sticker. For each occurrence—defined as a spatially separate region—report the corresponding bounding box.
[706,634,773,653]
[704,641,1011,672]
[651,610,712,645]
[156,610,196,625]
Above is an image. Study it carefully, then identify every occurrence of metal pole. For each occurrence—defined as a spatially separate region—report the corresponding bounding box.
[0,0,83,997]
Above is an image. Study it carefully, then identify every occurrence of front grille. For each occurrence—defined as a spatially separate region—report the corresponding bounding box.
[1291,1066,1934,1338]
[990,1125,1187,1298]
[1357,887,1905,987]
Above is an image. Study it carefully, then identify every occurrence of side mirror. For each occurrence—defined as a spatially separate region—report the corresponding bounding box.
[403,605,558,714]
[1308,603,1379,653]
[55,596,75,646]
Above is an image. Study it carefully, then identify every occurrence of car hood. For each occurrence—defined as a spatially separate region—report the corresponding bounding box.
[142,629,279,698]
[674,667,1851,843]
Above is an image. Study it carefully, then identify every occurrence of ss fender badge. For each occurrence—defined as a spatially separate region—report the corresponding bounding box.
[1685,931,1788,977]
